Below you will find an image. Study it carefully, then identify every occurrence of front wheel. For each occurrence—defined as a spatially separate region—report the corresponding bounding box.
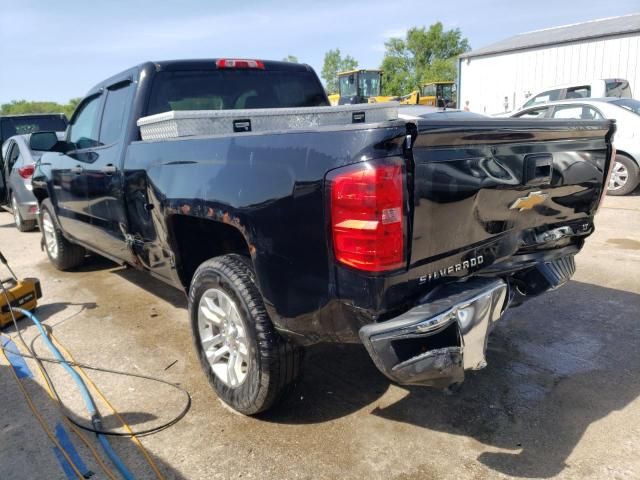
[189,254,303,415]
[608,154,640,196]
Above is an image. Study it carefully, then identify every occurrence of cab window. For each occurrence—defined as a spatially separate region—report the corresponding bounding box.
[68,95,102,150]
[523,89,560,108]
[565,86,590,99]
[99,82,133,145]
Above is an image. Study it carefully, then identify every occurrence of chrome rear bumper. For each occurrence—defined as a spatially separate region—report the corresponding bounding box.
[359,278,508,388]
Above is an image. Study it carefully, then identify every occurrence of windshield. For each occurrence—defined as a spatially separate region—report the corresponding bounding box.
[147,69,328,115]
[1,115,67,142]
[338,73,358,98]
[611,98,640,115]
[358,71,381,98]
[421,84,436,97]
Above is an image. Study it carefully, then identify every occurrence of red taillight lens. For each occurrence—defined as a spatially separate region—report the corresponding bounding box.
[216,59,265,69]
[18,164,35,179]
[329,161,405,272]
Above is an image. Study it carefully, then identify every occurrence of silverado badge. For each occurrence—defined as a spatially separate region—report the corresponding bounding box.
[510,191,549,211]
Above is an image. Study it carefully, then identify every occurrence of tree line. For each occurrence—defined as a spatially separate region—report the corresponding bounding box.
[321,22,470,96]
[1,22,469,115]
[1,98,81,118]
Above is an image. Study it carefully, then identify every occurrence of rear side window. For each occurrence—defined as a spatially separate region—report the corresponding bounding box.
[605,80,632,98]
[7,143,21,170]
[69,95,102,149]
[99,82,133,145]
[147,69,329,115]
[523,89,561,108]
[565,86,591,99]
[515,107,549,118]
[551,105,603,120]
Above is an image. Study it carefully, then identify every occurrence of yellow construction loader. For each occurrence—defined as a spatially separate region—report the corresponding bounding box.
[328,70,397,105]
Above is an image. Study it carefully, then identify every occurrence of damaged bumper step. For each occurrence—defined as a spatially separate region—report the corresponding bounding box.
[359,277,508,389]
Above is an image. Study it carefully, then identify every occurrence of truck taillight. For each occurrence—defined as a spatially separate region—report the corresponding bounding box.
[329,161,405,272]
[216,59,265,69]
[18,164,35,179]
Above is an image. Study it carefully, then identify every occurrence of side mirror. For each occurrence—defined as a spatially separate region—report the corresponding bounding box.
[30,131,60,152]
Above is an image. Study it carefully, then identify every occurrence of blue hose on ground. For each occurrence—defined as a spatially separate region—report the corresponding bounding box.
[15,307,135,480]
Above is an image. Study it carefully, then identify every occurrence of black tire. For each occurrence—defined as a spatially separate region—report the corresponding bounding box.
[607,154,640,196]
[39,199,86,270]
[189,254,303,415]
[11,193,36,232]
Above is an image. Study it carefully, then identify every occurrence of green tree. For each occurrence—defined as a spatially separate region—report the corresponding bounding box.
[321,48,358,94]
[380,22,470,96]
[282,55,299,63]
[0,98,82,119]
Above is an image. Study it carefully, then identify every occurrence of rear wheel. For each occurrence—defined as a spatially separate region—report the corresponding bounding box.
[608,154,639,196]
[40,199,86,270]
[189,254,303,415]
[12,194,36,232]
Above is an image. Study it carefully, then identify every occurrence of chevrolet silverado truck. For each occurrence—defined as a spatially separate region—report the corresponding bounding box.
[30,59,615,414]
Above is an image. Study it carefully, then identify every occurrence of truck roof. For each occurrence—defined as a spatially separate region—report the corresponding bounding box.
[0,113,66,119]
[86,59,316,97]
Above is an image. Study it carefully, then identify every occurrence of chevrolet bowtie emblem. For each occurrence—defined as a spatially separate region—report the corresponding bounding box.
[510,191,549,211]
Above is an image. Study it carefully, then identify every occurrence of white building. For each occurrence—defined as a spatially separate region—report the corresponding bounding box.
[458,14,640,115]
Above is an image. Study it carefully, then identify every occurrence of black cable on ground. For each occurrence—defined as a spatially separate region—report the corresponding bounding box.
[28,334,192,437]
[0,283,191,438]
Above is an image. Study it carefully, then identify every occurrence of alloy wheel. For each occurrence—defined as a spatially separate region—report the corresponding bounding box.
[197,288,250,387]
[42,211,58,259]
[609,161,629,191]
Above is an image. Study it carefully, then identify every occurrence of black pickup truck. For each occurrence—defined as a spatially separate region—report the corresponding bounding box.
[30,59,615,414]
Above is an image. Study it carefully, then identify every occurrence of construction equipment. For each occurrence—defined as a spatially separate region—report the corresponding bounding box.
[416,81,457,108]
[328,71,458,109]
[328,69,397,105]
[0,250,41,328]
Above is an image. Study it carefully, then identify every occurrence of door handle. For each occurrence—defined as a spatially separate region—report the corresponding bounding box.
[70,165,83,174]
[101,164,117,175]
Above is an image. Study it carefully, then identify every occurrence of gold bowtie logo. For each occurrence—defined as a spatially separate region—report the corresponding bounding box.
[510,191,549,211]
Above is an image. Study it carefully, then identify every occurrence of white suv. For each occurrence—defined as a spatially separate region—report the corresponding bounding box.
[521,79,632,110]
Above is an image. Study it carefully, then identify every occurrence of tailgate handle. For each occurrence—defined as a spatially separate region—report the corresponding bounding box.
[523,154,552,186]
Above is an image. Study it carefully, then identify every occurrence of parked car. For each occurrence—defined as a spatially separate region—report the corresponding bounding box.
[511,98,640,195]
[31,59,615,415]
[521,79,632,110]
[0,133,63,231]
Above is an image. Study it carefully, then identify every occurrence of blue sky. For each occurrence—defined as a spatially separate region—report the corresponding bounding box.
[1,0,638,104]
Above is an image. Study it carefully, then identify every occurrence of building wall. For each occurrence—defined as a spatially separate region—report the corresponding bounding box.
[459,32,640,115]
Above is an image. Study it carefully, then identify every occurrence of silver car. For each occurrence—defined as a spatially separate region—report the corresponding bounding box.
[511,98,640,196]
[0,134,62,231]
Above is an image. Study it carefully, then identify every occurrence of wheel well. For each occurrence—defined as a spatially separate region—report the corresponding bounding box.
[168,215,251,289]
[615,150,638,166]
[32,187,49,205]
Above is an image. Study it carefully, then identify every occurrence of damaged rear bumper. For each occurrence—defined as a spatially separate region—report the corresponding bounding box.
[359,277,508,389]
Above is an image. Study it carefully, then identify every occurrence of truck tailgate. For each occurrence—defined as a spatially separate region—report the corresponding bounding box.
[408,119,615,271]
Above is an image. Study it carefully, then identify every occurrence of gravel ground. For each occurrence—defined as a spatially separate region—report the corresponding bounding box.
[0,194,639,480]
